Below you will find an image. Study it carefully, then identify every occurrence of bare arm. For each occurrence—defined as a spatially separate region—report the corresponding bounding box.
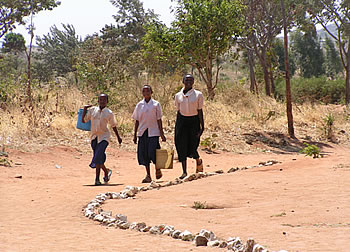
[133,120,139,144]
[81,105,92,123]
[198,109,204,137]
[157,119,166,142]
[113,126,122,144]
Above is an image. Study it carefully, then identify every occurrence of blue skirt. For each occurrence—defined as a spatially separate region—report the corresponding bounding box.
[89,138,109,168]
[137,129,160,166]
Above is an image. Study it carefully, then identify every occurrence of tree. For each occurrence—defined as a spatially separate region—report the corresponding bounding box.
[272,38,296,76]
[281,0,294,138]
[100,0,158,77]
[143,20,183,75]
[76,36,127,92]
[172,0,245,99]
[36,24,81,78]
[0,0,60,38]
[1,32,25,54]
[307,0,350,104]
[242,0,284,96]
[324,35,342,79]
[291,30,325,78]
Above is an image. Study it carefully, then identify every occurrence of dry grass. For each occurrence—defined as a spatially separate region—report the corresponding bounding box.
[1,76,350,153]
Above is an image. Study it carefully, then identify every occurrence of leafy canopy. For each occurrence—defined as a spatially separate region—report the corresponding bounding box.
[0,0,61,38]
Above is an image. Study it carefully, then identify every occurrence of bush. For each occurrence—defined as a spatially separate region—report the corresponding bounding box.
[275,77,345,104]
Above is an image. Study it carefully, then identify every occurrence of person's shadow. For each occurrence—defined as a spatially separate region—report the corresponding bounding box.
[83,183,123,187]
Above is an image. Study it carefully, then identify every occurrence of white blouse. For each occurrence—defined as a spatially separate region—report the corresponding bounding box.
[175,88,204,116]
[132,98,162,137]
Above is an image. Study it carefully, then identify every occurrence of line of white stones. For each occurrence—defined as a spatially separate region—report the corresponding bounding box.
[82,160,287,252]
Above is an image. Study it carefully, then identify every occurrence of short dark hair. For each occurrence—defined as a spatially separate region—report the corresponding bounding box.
[183,74,194,83]
[98,93,108,102]
[142,85,153,93]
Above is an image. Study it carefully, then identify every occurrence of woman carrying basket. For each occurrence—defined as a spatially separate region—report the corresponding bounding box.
[132,85,166,183]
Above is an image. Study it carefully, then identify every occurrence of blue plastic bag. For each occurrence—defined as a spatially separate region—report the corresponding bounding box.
[76,108,91,131]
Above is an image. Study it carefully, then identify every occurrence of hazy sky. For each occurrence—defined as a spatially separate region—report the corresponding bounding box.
[11,0,175,45]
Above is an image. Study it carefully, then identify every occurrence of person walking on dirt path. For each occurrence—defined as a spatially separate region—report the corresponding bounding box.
[132,85,166,183]
[82,93,122,185]
[175,74,204,179]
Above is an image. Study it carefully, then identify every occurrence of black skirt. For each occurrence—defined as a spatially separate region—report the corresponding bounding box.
[175,112,200,162]
[137,129,160,166]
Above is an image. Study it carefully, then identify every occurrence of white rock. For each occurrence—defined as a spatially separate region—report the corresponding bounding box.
[219,241,227,248]
[93,214,104,222]
[208,240,220,247]
[194,235,208,246]
[253,244,267,252]
[171,230,182,239]
[115,214,127,222]
[179,230,193,241]
[149,181,161,188]
[111,193,120,199]
[199,229,216,241]
[149,226,161,234]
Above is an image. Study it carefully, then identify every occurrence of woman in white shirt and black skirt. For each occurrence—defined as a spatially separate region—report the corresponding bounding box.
[175,74,204,179]
[132,85,166,183]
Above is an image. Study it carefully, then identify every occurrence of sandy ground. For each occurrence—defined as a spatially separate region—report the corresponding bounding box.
[1,143,350,252]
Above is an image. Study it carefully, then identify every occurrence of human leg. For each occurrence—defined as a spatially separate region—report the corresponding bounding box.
[179,160,187,179]
[92,140,109,184]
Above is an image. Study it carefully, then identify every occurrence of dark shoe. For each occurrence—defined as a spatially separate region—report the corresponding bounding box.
[95,180,101,186]
[142,176,152,183]
[179,173,187,179]
[104,169,112,183]
[155,169,162,180]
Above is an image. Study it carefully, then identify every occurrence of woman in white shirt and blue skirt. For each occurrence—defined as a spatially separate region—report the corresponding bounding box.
[175,74,204,179]
[132,85,166,183]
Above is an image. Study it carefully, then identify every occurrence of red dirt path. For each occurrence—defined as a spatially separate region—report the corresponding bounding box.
[1,144,349,251]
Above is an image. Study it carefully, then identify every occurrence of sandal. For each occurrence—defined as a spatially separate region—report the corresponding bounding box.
[142,176,152,183]
[103,169,112,183]
[179,173,187,179]
[155,169,162,180]
[196,159,203,173]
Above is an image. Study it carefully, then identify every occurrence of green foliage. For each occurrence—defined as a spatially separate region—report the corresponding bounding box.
[36,24,81,77]
[322,113,335,140]
[169,0,245,98]
[200,133,218,152]
[192,201,208,210]
[275,77,345,104]
[76,37,127,93]
[0,145,11,167]
[1,33,26,53]
[291,30,325,78]
[0,0,60,38]
[300,143,321,158]
[324,35,343,79]
[0,54,20,104]
[100,0,158,77]
[272,38,296,76]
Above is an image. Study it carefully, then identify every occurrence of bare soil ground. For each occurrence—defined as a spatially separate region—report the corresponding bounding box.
[1,141,350,252]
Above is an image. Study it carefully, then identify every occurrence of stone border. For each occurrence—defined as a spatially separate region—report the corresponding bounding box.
[82,160,286,252]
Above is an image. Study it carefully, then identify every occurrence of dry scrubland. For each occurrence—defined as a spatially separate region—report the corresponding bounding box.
[1,75,350,153]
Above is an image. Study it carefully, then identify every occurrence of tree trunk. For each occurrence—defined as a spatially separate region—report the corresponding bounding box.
[247,49,257,93]
[346,63,350,105]
[281,0,295,138]
[268,59,275,96]
[261,48,271,96]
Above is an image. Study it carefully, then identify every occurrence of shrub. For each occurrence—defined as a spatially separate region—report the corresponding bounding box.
[300,143,321,158]
[275,77,345,104]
